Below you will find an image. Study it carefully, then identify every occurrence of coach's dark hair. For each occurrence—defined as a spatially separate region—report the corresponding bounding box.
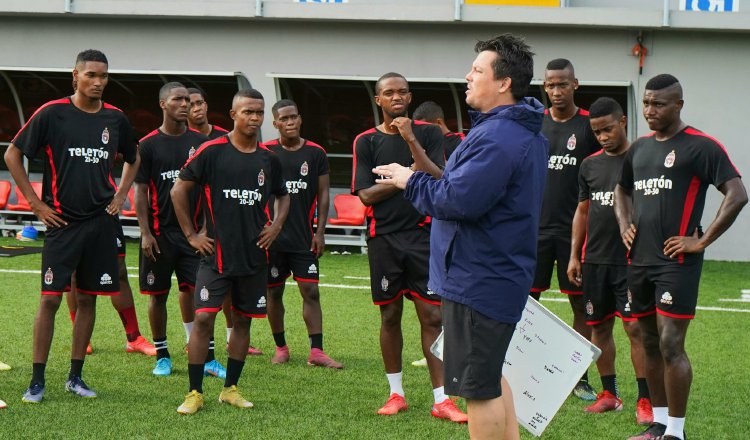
[475,34,534,101]
[272,99,298,116]
[413,101,444,122]
[645,74,680,91]
[233,88,264,103]
[589,97,624,119]
[545,58,574,74]
[76,49,108,66]
[187,87,206,100]
[375,72,408,95]
[159,82,186,101]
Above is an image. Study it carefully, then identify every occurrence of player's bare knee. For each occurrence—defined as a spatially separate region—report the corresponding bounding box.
[40,295,63,312]
[76,293,97,309]
[299,283,320,303]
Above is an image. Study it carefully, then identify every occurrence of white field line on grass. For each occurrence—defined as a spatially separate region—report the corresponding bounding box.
[3,268,749,313]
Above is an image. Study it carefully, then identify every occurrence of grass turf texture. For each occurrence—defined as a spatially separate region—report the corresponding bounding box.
[0,237,748,439]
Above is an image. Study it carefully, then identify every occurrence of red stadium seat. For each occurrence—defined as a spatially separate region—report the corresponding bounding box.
[7,182,42,211]
[328,194,366,226]
[121,187,137,217]
[0,180,11,209]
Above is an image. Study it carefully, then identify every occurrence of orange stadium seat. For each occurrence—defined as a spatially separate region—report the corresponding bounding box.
[328,194,366,226]
[0,180,11,209]
[7,182,43,211]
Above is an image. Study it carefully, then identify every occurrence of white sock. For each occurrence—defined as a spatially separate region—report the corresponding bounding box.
[665,416,685,439]
[386,372,404,397]
[433,386,447,404]
[183,321,194,343]
[653,407,668,426]
[226,327,232,344]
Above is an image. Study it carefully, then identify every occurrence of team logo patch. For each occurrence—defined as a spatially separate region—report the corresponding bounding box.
[100,273,112,285]
[308,263,317,274]
[101,127,110,144]
[426,289,435,296]
[146,271,155,286]
[664,150,676,168]
[627,289,633,304]
[258,169,265,186]
[116,237,122,248]
[381,276,389,292]
[300,161,309,177]
[624,302,631,312]
[660,291,673,305]
[44,267,54,285]
[566,133,577,151]
[585,300,594,316]
[270,266,279,279]
[189,146,196,158]
[257,295,267,309]
[200,286,209,302]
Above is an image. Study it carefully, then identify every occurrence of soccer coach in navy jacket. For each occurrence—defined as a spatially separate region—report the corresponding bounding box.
[374,34,548,439]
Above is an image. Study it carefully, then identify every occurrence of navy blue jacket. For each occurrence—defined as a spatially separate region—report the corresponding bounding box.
[404,98,549,323]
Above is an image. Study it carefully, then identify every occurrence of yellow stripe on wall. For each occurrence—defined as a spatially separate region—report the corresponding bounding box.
[465,0,560,6]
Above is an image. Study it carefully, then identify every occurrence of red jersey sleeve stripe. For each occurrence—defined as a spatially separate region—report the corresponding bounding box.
[677,176,701,264]
[14,98,70,139]
[684,127,741,176]
[103,102,123,112]
[350,128,377,194]
[183,137,227,168]
[578,108,590,116]
[149,180,160,235]
[139,129,160,144]
[305,140,327,152]
[203,184,222,273]
[44,146,63,214]
[212,125,229,133]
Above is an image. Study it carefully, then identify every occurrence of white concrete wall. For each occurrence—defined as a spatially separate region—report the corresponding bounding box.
[0,16,747,260]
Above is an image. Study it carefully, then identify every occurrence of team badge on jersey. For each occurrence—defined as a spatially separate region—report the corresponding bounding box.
[381,276,389,292]
[257,296,267,309]
[102,127,110,145]
[585,300,594,316]
[44,267,54,285]
[660,291,673,305]
[100,273,112,285]
[147,271,155,286]
[627,289,633,304]
[270,266,279,279]
[308,263,317,274]
[258,169,265,186]
[189,146,196,158]
[664,150,676,168]
[200,286,209,302]
[300,161,309,177]
[566,133,577,151]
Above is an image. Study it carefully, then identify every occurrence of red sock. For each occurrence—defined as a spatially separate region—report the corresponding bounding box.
[117,306,141,342]
[69,310,76,323]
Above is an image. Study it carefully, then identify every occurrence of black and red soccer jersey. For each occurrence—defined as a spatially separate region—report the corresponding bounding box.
[444,132,465,160]
[12,97,137,221]
[578,150,628,265]
[619,127,740,266]
[208,125,228,140]
[539,109,600,236]
[264,139,329,252]
[352,122,445,237]
[135,128,208,235]
[180,137,287,276]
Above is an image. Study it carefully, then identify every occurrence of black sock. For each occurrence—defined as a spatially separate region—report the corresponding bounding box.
[188,363,204,394]
[580,370,589,383]
[273,332,286,348]
[309,333,323,350]
[224,357,245,388]
[69,359,84,380]
[637,377,650,400]
[31,363,46,386]
[205,337,216,362]
[154,337,170,360]
[600,374,618,397]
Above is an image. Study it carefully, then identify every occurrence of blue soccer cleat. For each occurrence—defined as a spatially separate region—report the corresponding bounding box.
[204,359,226,379]
[152,357,173,376]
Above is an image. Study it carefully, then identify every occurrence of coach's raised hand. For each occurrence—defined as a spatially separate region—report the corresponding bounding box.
[373,163,413,190]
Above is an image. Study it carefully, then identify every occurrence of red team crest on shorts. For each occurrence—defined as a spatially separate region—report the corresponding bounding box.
[147,271,155,286]
[200,286,209,302]
[300,161,309,177]
[44,267,54,285]
[381,276,389,292]
[664,150,675,168]
[566,133,577,150]
[101,127,110,144]
[258,169,265,186]
[585,300,594,316]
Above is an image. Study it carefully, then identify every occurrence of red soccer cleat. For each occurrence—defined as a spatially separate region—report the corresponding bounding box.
[431,398,468,423]
[271,345,290,364]
[585,390,623,413]
[248,345,263,356]
[377,393,408,415]
[86,343,93,355]
[636,397,654,425]
[126,336,157,356]
[307,348,343,369]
